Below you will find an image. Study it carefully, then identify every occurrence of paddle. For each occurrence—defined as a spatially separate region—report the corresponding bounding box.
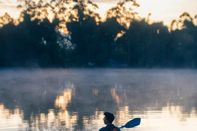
[119,118,141,129]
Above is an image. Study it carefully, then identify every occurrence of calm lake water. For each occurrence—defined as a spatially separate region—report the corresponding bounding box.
[0,69,197,131]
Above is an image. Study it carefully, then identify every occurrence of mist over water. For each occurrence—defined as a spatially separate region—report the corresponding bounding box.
[0,69,197,131]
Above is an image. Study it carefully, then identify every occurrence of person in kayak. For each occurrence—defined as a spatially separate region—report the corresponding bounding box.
[99,112,121,131]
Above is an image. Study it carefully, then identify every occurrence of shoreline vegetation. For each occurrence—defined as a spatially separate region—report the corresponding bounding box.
[1,0,197,68]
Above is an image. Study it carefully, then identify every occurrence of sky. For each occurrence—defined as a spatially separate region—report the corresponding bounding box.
[95,0,197,25]
[0,0,197,25]
[134,0,197,24]
[0,0,20,17]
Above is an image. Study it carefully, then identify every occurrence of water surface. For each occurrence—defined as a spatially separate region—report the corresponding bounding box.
[0,69,197,131]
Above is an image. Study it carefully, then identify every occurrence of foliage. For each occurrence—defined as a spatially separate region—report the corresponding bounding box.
[0,1,197,68]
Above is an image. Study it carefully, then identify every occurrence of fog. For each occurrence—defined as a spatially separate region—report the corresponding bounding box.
[0,69,197,130]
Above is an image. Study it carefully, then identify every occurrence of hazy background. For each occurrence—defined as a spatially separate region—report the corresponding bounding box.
[1,0,197,25]
[0,69,197,130]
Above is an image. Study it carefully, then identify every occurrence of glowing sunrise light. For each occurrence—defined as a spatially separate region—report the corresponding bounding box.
[0,0,197,26]
[55,88,73,110]
[93,0,197,25]
[140,105,197,131]
[0,104,27,130]
[136,0,197,25]
[0,0,24,18]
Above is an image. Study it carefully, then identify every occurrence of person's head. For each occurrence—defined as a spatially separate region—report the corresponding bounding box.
[103,112,115,124]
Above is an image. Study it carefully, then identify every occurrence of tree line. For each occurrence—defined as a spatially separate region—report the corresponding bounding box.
[0,0,197,68]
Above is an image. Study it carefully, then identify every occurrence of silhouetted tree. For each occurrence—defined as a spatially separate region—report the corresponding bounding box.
[0,0,197,68]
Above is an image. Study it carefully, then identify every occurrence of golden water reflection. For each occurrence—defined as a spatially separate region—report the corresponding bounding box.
[29,87,77,131]
[55,88,74,110]
[28,110,78,131]
[0,104,27,130]
[29,88,197,131]
[0,88,197,130]
[140,105,197,131]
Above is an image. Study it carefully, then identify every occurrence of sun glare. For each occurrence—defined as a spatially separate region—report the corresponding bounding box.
[136,0,197,25]
[95,0,197,25]
[0,0,197,26]
[94,2,116,18]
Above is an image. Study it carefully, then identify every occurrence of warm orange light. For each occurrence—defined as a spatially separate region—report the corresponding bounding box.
[55,88,73,110]
[0,104,27,130]
[136,0,197,25]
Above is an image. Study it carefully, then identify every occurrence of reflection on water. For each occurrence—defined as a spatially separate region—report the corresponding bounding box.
[0,104,27,130]
[28,85,78,131]
[28,109,78,131]
[55,86,74,110]
[140,105,197,131]
[0,69,197,130]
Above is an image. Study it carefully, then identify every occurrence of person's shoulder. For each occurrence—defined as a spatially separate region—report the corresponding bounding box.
[99,127,106,131]
[113,127,121,131]
[99,125,121,131]
[112,125,121,131]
